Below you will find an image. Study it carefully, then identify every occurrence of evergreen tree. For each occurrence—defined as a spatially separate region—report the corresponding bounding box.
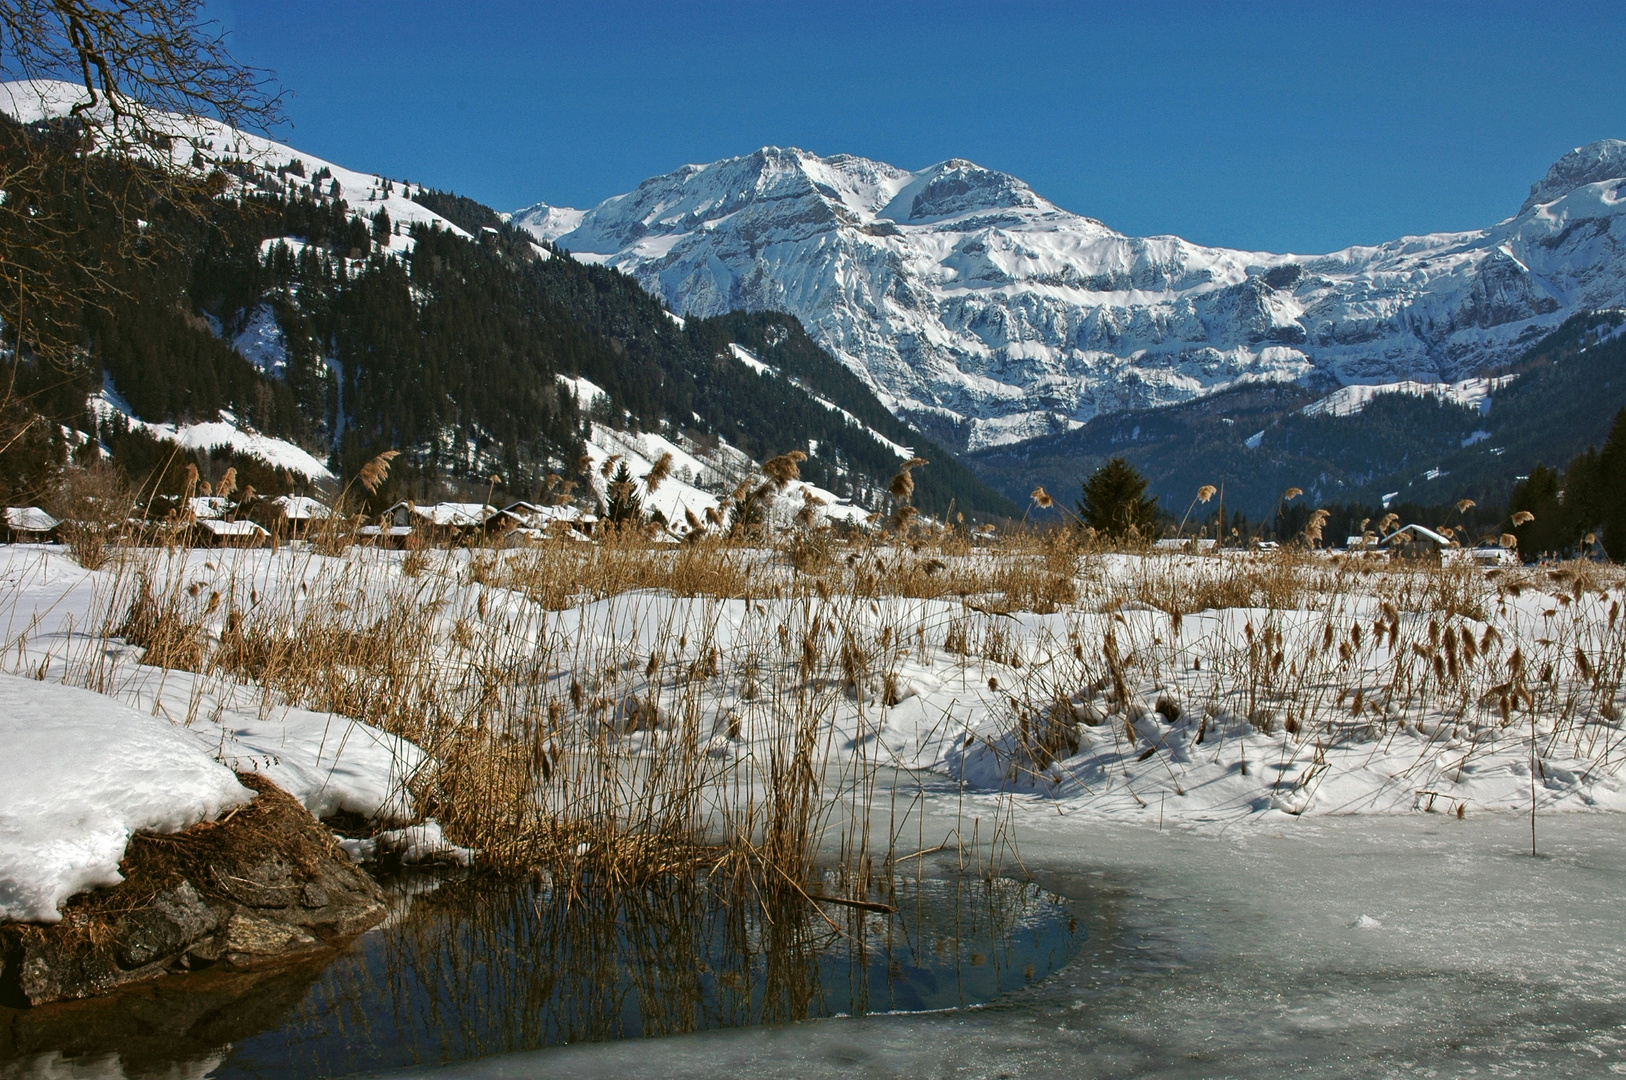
[1597,409,1626,560]
[604,461,643,526]
[1507,464,1568,557]
[1078,457,1158,539]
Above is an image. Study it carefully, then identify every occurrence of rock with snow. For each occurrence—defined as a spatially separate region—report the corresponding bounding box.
[0,675,253,923]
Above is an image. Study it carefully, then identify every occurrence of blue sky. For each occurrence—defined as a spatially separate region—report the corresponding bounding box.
[211,0,1626,253]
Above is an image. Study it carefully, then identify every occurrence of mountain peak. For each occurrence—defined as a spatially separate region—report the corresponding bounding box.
[1522,139,1626,213]
[879,158,1045,223]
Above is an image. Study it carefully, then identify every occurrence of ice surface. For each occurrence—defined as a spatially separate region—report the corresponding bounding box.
[399,811,1626,1079]
[0,674,252,922]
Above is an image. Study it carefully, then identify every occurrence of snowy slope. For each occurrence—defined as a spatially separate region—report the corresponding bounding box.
[1300,375,1518,418]
[92,386,334,482]
[516,142,1626,452]
[580,420,871,530]
[0,79,471,256]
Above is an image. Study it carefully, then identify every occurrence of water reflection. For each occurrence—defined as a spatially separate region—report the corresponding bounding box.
[0,872,1082,1080]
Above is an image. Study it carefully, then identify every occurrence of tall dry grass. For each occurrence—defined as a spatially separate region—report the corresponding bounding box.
[7,520,1623,892]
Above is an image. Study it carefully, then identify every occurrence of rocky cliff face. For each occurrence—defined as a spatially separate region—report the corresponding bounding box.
[516,142,1626,453]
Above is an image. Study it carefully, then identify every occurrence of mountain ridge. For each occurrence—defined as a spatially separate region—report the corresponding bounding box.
[514,142,1626,454]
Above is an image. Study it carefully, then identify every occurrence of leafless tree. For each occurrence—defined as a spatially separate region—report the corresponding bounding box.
[0,0,281,494]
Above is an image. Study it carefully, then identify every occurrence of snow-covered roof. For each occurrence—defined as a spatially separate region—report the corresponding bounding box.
[411,503,494,528]
[1154,537,1215,551]
[270,495,331,520]
[358,524,414,538]
[495,502,586,526]
[5,507,57,532]
[197,518,268,537]
[188,496,232,520]
[1454,546,1518,566]
[1383,524,1453,547]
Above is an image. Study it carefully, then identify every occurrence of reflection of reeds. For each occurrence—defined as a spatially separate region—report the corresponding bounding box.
[269,870,1072,1072]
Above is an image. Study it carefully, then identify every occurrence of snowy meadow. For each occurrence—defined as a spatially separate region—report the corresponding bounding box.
[6,532,1625,871]
[5,530,1626,1075]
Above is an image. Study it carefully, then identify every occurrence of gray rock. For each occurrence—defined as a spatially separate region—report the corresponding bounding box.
[114,881,218,968]
[210,855,303,908]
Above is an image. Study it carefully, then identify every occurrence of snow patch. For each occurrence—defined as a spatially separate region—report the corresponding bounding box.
[231,304,287,378]
[205,707,425,825]
[0,675,253,923]
[93,391,334,482]
[729,343,774,376]
[558,374,608,411]
[1301,376,1517,419]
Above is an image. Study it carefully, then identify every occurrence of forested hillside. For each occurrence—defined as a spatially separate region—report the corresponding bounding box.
[968,311,1626,522]
[0,110,1012,519]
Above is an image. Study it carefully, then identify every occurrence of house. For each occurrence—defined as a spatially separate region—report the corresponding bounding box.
[3,507,59,543]
[483,501,595,542]
[412,502,494,539]
[1154,537,1216,553]
[1382,524,1454,563]
[369,500,494,545]
[187,496,233,521]
[264,494,332,539]
[191,518,269,548]
[357,523,414,548]
[1447,545,1519,568]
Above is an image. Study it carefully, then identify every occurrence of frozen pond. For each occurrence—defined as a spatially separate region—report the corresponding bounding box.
[0,869,1081,1078]
[408,805,1626,1079]
[4,802,1625,1078]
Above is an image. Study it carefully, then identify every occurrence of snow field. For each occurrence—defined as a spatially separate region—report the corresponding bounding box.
[2,539,1623,921]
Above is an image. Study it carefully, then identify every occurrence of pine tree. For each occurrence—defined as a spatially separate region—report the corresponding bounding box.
[1077,457,1158,539]
[1507,464,1566,556]
[1597,409,1626,559]
[604,461,644,526]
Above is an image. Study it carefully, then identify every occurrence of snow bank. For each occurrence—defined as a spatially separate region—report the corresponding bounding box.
[0,675,253,923]
[341,821,476,866]
[205,707,426,826]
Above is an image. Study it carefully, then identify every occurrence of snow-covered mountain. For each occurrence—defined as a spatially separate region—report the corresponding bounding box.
[514,142,1626,453]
